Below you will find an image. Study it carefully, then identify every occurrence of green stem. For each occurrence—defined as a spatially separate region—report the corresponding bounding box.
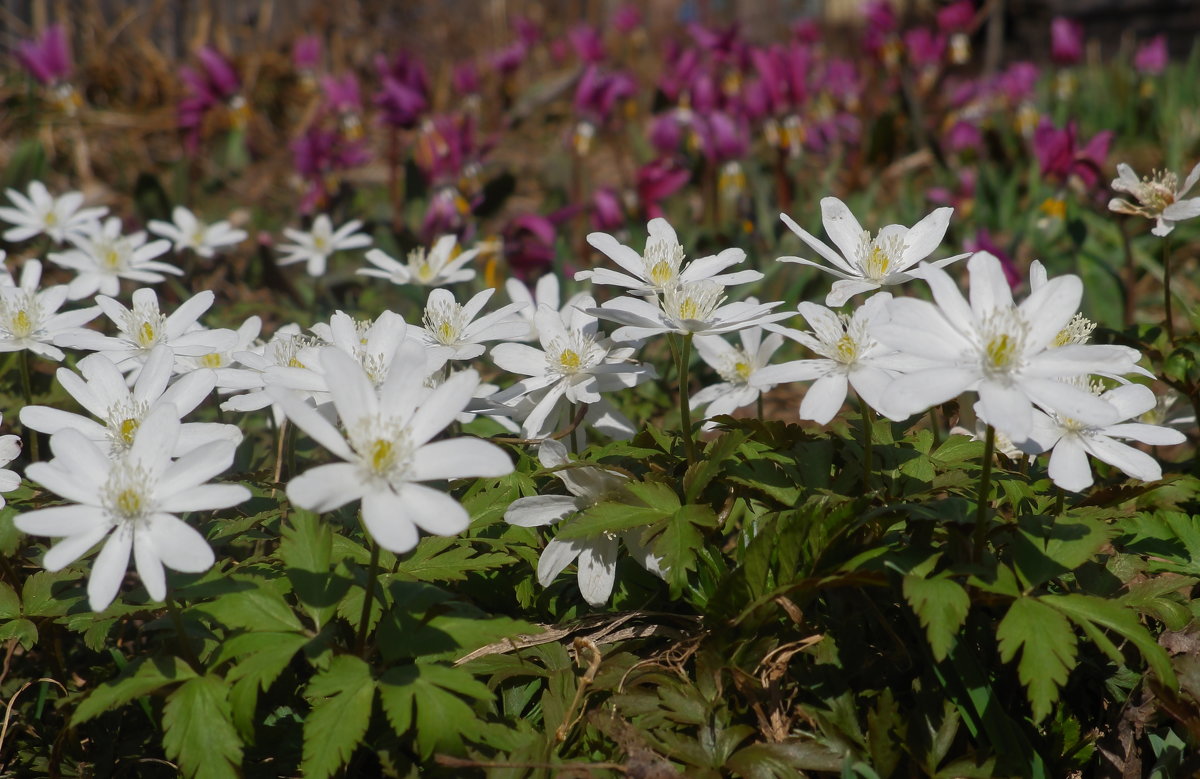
[166,593,202,673]
[1054,487,1065,517]
[927,407,941,447]
[569,403,579,453]
[678,333,697,466]
[973,425,996,559]
[861,399,874,492]
[355,538,382,658]
[19,350,38,461]
[756,394,764,422]
[1162,239,1175,343]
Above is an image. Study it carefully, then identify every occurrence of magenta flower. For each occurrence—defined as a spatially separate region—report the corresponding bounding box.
[569,25,606,64]
[905,28,946,68]
[413,114,478,187]
[965,230,1019,289]
[293,35,321,72]
[373,51,429,129]
[591,188,625,233]
[490,41,528,76]
[291,126,370,213]
[862,0,897,56]
[996,61,1039,103]
[944,120,982,153]
[453,63,480,95]
[513,15,541,47]
[696,112,748,163]
[504,214,557,280]
[614,5,642,34]
[936,1,974,33]
[649,111,687,155]
[421,189,471,243]
[320,73,361,115]
[178,46,242,152]
[1050,17,1084,65]
[636,159,690,219]
[792,18,821,44]
[574,66,635,126]
[1033,119,1113,190]
[1134,36,1167,75]
[16,24,72,85]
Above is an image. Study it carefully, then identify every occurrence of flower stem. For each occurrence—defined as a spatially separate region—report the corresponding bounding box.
[972,425,996,559]
[18,350,38,461]
[927,407,941,447]
[678,333,697,466]
[166,593,202,673]
[1054,487,1065,517]
[861,399,874,492]
[355,537,382,658]
[756,394,764,422]
[1162,238,1175,343]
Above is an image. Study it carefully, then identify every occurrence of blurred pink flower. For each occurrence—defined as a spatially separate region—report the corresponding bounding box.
[1134,35,1167,75]
[965,230,1020,288]
[292,126,370,213]
[373,51,429,129]
[905,28,946,68]
[1033,119,1112,190]
[591,188,625,232]
[453,63,480,95]
[16,24,72,85]
[504,214,557,280]
[513,15,541,47]
[490,41,528,75]
[569,25,606,63]
[791,18,820,44]
[321,73,361,114]
[696,112,748,162]
[862,0,897,56]
[944,119,982,152]
[1050,17,1084,65]
[636,159,690,218]
[574,66,635,125]
[293,35,321,71]
[936,1,974,33]
[413,114,478,187]
[613,5,642,34]
[178,46,242,152]
[995,61,1039,103]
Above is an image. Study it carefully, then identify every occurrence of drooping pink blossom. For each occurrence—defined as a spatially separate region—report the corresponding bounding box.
[16,24,72,85]
[1050,17,1084,65]
[1134,35,1168,75]
[636,159,690,218]
[373,51,429,129]
[1033,119,1112,190]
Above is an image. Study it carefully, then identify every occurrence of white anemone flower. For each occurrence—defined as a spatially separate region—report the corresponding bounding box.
[592,281,789,342]
[490,298,657,438]
[419,287,529,360]
[0,415,21,508]
[505,273,588,341]
[0,260,100,361]
[267,344,513,553]
[871,252,1144,444]
[175,315,263,393]
[147,206,248,258]
[15,404,249,612]
[1017,382,1187,492]
[57,288,237,375]
[751,293,903,424]
[1108,162,1200,237]
[219,324,314,421]
[277,214,372,277]
[48,217,179,300]
[691,323,785,429]
[504,439,664,606]
[21,346,239,456]
[578,217,761,294]
[359,234,478,287]
[779,197,968,307]
[0,181,107,244]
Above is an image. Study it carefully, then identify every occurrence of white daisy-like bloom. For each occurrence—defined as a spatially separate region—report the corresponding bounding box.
[57,288,237,375]
[48,217,179,300]
[504,439,664,606]
[15,403,249,612]
[147,206,248,258]
[871,252,1145,444]
[419,287,529,361]
[359,234,478,287]
[21,346,239,456]
[1108,162,1200,237]
[175,315,263,393]
[0,259,100,361]
[1138,389,1197,431]
[505,273,589,341]
[948,420,1027,462]
[592,280,789,342]
[0,181,107,244]
[578,217,761,294]
[277,214,372,277]
[0,415,21,508]
[751,293,903,425]
[267,344,513,554]
[1016,382,1186,492]
[490,298,657,438]
[690,323,785,430]
[219,324,314,422]
[779,197,969,307]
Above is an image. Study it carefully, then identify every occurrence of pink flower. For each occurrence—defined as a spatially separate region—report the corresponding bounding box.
[1050,17,1083,65]
[568,25,606,63]
[1033,119,1112,190]
[1134,35,1167,75]
[373,51,429,129]
[964,229,1019,289]
[16,24,72,85]
[293,35,321,72]
[614,5,642,34]
[178,46,241,152]
[636,159,690,218]
[291,126,370,213]
[503,214,557,280]
[936,1,974,33]
[944,120,982,153]
[574,66,635,125]
[905,28,946,68]
[321,73,361,114]
[453,63,480,95]
[995,62,1039,103]
[591,188,625,233]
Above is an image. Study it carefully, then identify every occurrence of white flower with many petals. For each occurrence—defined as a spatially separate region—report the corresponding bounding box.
[779,197,968,307]
[0,181,107,244]
[176,315,263,393]
[268,345,513,553]
[504,439,664,605]
[219,324,313,421]
[48,217,178,300]
[871,253,1144,444]
[420,287,529,360]
[505,273,588,341]
[359,234,478,287]
[21,346,239,456]
[491,298,656,438]
[277,214,372,277]
[0,416,21,508]
[1108,162,1200,237]
[148,206,248,258]
[579,218,761,294]
[593,281,789,342]
[0,260,99,360]
[58,288,237,374]
[1018,382,1186,492]
[690,324,784,429]
[752,294,903,424]
[15,404,249,612]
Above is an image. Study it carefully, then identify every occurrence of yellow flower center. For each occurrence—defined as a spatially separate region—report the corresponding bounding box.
[103,248,122,270]
[368,439,395,473]
[138,322,157,347]
[11,310,32,337]
[200,352,225,368]
[118,417,140,444]
[113,488,143,517]
[558,349,581,372]
[834,334,858,363]
[985,333,1018,370]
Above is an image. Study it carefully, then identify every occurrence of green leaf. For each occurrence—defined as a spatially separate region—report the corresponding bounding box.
[221,632,309,691]
[996,597,1077,722]
[1011,515,1111,589]
[903,574,970,661]
[0,582,20,619]
[22,570,76,617]
[554,497,670,541]
[652,506,712,592]
[301,655,377,779]
[200,585,303,633]
[72,656,198,725]
[394,537,514,582]
[281,510,342,629]
[0,617,37,650]
[931,435,984,466]
[683,431,748,502]
[1045,593,1177,688]
[379,663,493,758]
[162,676,243,779]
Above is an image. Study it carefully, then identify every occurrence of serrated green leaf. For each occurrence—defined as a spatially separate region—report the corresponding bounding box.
[394,537,514,582]
[222,632,309,691]
[281,510,342,629]
[931,435,984,466]
[0,582,19,619]
[22,569,76,617]
[903,575,970,661]
[379,663,490,758]
[653,511,706,592]
[554,499,668,541]
[0,617,37,650]
[72,656,198,725]
[302,655,377,779]
[683,431,748,502]
[996,597,1077,722]
[625,480,681,512]
[1045,593,1177,688]
[1012,515,1112,589]
[162,675,242,779]
[200,585,303,633]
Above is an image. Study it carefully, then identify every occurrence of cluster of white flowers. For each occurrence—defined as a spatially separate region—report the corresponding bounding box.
[0,178,1191,612]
